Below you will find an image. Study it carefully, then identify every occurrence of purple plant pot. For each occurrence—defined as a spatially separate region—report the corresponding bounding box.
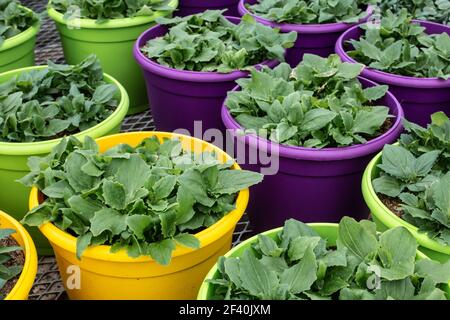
[176,0,240,17]
[222,77,404,233]
[133,17,278,136]
[238,0,373,67]
[336,20,450,126]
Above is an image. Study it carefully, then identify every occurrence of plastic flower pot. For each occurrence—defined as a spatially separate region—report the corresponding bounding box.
[362,151,450,264]
[197,223,450,299]
[238,0,372,67]
[0,66,129,256]
[0,210,37,300]
[0,6,40,74]
[47,0,178,115]
[28,131,249,300]
[134,17,278,136]
[336,21,450,126]
[176,0,240,17]
[221,77,404,233]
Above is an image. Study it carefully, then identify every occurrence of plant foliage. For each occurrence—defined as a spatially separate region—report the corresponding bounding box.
[0,54,119,143]
[225,54,391,148]
[379,0,450,25]
[0,228,22,300]
[209,217,450,300]
[140,10,297,73]
[247,0,377,24]
[347,9,450,79]
[373,112,450,245]
[51,0,174,23]
[20,136,263,265]
[0,0,39,47]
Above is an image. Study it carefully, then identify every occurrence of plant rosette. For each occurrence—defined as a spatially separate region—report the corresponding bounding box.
[222,54,404,233]
[362,112,450,263]
[0,210,37,300]
[176,0,240,17]
[0,56,129,255]
[0,1,40,73]
[47,0,178,115]
[238,0,374,67]
[198,217,450,300]
[26,131,262,300]
[133,11,296,136]
[335,11,450,126]
[379,0,450,26]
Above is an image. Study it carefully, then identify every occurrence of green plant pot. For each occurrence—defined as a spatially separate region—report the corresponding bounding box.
[47,0,178,115]
[362,151,450,263]
[0,66,129,255]
[0,6,40,73]
[197,223,450,300]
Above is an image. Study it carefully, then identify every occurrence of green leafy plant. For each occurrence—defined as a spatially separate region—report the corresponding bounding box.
[140,10,297,73]
[50,0,174,23]
[0,228,22,300]
[373,112,450,245]
[347,9,450,79]
[0,54,119,143]
[225,54,391,148]
[0,0,40,47]
[379,0,450,25]
[209,217,450,300]
[20,136,263,265]
[247,0,377,24]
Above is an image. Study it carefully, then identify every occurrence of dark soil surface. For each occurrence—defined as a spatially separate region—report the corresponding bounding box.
[379,194,404,217]
[0,236,25,298]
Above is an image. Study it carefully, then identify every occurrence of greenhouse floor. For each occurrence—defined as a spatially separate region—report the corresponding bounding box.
[22,0,255,300]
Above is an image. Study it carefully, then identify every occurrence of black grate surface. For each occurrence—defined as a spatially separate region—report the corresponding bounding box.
[21,0,255,300]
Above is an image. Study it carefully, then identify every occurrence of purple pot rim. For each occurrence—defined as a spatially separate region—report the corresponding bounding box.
[238,0,373,33]
[335,20,450,88]
[133,16,279,83]
[221,76,405,161]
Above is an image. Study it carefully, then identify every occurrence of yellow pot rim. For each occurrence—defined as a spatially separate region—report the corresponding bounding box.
[0,65,129,155]
[0,6,40,52]
[0,210,38,300]
[29,131,249,263]
[47,0,179,29]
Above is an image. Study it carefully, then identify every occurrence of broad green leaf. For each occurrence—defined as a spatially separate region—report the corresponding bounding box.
[90,208,127,237]
[280,247,318,294]
[377,227,417,280]
[338,217,379,261]
[147,239,176,266]
[173,233,200,249]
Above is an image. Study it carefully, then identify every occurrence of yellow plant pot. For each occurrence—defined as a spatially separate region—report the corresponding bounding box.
[29,131,249,300]
[0,210,38,300]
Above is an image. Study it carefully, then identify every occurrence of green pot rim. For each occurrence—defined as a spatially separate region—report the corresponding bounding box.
[0,65,129,155]
[362,150,450,255]
[47,0,179,29]
[0,6,40,52]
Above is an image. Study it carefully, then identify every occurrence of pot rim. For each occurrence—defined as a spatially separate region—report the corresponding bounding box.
[362,149,450,255]
[133,16,279,82]
[197,223,438,300]
[47,0,179,29]
[29,131,249,263]
[0,6,40,53]
[221,76,404,161]
[335,20,450,88]
[0,65,129,156]
[238,0,373,33]
[0,210,38,300]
